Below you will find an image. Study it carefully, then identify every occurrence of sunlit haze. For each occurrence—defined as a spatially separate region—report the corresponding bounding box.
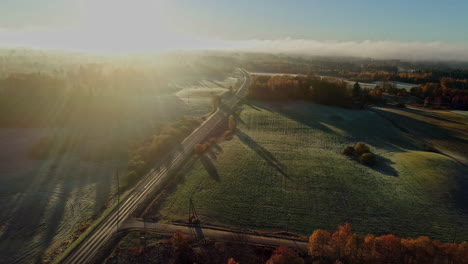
[2,1,468,264]
[2,0,468,60]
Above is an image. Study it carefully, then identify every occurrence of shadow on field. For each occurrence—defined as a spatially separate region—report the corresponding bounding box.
[235,115,249,129]
[245,103,263,112]
[398,107,466,125]
[452,172,468,211]
[373,107,468,145]
[251,101,420,153]
[200,154,220,182]
[235,129,288,177]
[372,107,468,166]
[372,155,399,177]
[211,143,223,154]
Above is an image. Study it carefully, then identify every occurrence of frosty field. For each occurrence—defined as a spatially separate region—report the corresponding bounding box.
[159,101,468,242]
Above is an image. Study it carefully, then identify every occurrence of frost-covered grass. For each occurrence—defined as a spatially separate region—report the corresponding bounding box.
[160,101,468,242]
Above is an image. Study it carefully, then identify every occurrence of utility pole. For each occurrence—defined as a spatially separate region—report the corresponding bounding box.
[188,198,199,225]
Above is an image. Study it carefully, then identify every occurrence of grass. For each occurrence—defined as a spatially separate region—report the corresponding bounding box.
[51,187,134,264]
[159,101,468,242]
[372,106,468,165]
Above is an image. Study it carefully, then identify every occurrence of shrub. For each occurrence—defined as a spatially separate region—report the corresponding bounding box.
[194,144,205,155]
[342,146,355,156]
[354,142,370,155]
[209,138,217,144]
[360,153,376,166]
[266,246,304,264]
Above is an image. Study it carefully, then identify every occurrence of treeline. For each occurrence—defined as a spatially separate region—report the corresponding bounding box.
[124,117,201,189]
[410,79,468,109]
[356,70,468,85]
[0,67,170,127]
[308,223,468,264]
[248,75,348,107]
[239,53,468,85]
[248,75,384,108]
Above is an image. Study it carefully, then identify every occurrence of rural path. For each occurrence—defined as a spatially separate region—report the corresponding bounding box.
[120,218,308,251]
[59,69,251,264]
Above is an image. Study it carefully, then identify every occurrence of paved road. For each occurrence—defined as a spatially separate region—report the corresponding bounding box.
[60,69,251,264]
[120,219,307,251]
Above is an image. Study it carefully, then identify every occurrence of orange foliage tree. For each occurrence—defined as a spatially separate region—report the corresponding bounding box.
[227,258,240,264]
[266,246,304,264]
[308,224,468,264]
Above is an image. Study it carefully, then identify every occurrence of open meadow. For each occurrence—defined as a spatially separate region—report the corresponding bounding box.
[159,101,468,242]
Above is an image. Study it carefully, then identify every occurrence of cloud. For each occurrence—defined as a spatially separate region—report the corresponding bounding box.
[225,39,468,61]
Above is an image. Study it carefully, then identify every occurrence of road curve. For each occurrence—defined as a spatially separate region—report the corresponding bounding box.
[59,69,251,264]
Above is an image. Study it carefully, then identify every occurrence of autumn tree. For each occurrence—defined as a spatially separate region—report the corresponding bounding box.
[227,258,239,264]
[194,144,207,155]
[374,234,401,263]
[266,246,304,264]
[308,229,332,260]
[330,223,353,260]
[307,223,468,264]
[228,115,236,131]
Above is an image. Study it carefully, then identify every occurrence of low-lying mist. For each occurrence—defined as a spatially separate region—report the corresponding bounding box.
[227,39,468,62]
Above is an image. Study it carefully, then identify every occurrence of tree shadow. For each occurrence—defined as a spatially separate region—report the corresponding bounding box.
[372,107,468,166]
[235,129,288,177]
[452,170,468,211]
[235,115,249,129]
[399,107,466,125]
[372,155,399,177]
[373,107,468,145]
[190,222,206,241]
[200,154,220,182]
[250,101,420,153]
[211,143,223,154]
[250,102,336,135]
[0,151,74,263]
[245,103,263,111]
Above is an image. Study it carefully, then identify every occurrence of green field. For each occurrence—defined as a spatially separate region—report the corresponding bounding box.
[159,101,468,242]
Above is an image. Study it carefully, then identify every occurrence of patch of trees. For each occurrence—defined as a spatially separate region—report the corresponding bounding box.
[265,246,304,264]
[124,117,201,189]
[308,223,468,264]
[248,75,391,108]
[342,142,376,166]
[410,79,468,109]
[248,74,351,108]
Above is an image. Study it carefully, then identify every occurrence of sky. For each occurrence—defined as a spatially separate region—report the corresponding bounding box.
[1,0,468,60]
